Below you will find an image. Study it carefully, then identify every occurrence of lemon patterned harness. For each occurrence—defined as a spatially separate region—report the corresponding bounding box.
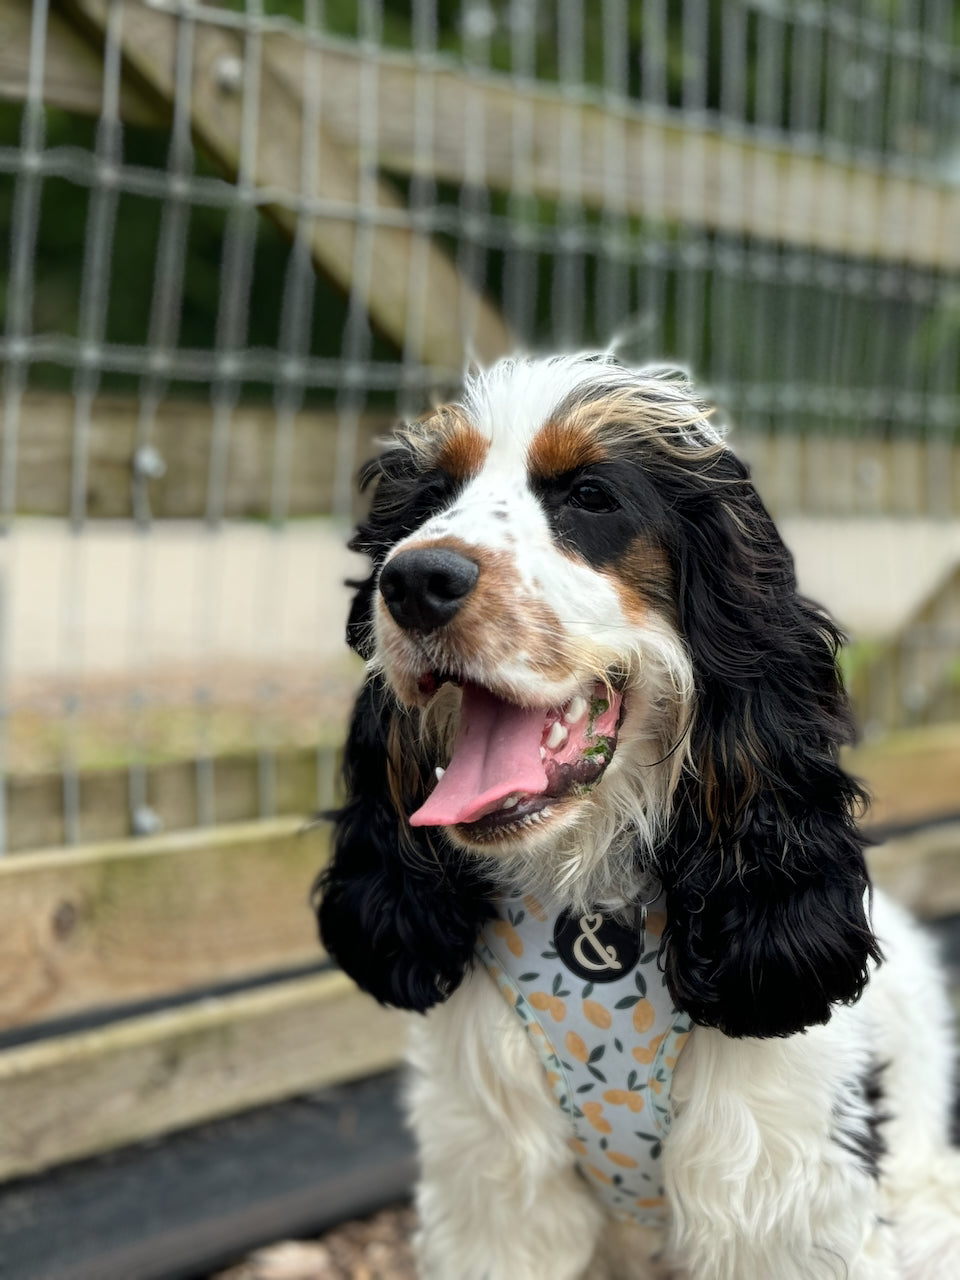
[478,892,690,1226]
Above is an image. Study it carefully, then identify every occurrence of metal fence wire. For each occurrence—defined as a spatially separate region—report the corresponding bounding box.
[0,0,959,853]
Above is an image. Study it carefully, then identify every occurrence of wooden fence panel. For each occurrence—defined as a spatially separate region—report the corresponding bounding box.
[3,1,957,268]
[0,970,404,1180]
[0,818,329,1030]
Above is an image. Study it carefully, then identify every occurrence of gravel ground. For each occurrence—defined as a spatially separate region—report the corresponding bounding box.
[212,1206,417,1280]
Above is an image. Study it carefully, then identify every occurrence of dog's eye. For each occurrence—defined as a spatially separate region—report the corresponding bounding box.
[568,480,619,513]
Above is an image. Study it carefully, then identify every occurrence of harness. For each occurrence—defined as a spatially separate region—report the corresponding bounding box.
[477,890,690,1226]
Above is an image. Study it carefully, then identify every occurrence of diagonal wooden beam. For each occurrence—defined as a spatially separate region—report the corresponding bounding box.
[58,0,513,370]
[0,0,165,125]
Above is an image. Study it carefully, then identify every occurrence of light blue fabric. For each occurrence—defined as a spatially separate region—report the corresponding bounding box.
[478,892,691,1225]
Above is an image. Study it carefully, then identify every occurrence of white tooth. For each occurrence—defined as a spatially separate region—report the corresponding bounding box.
[540,746,547,760]
[545,721,568,750]
[501,794,519,810]
[563,695,588,725]
[435,766,446,781]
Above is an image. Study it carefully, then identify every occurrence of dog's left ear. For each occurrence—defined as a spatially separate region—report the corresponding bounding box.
[314,674,494,1012]
[658,449,881,1039]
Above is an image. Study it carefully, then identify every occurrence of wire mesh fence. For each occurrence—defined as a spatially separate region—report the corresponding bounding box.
[1,0,959,853]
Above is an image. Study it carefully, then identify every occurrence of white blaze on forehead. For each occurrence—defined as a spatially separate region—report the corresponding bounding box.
[392,356,643,660]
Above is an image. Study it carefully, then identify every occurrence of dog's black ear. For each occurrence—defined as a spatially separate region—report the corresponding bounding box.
[314,674,494,1012]
[658,450,880,1039]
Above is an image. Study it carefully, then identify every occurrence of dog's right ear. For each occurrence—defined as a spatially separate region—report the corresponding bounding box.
[314,673,494,1012]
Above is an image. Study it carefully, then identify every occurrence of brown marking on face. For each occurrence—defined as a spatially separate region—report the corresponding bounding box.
[377,538,573,701]
[424,406,489,481]
[551,384,724,465]
[528,415,608,480]
[607,535,676,625]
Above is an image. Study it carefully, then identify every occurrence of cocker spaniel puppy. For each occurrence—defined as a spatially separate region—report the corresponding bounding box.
[317,354,960,1280]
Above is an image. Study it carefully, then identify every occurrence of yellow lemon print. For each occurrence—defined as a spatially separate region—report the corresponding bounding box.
[581,1102,612,1134]
[603,1088,645,1114]
[530,991,566,1022]
[565,1031,590,1063]
[582,999,612,1029]
[491,919,524,957]
[632,998,656,1034]
[605,1150,639,1169]
[632,1031,667,1065]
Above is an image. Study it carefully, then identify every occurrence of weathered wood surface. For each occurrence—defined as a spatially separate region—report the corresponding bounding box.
[869,822,960,922]
[0,818,328,1030]
[4,0,955,269]
[0,1071,415,1280]
[732,431,960,521]
[0,0,165,125]
[0,796,958,1038]
[10,391,960,519]
[0,969,405,1180]
[286,37,960,271]
[62,0,513,370]
[847,725,960,831]
[6,743,329,853]
[11,393,386,519]
[849,570,960,735]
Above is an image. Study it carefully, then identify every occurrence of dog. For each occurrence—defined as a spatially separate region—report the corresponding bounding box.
[316,353,960,1279]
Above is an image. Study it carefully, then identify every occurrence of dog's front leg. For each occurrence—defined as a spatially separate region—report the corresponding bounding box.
[405,968,610,1280]
[663,1024,899,1280]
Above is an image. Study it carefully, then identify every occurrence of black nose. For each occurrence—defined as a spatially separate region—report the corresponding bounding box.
[379,547,480,632]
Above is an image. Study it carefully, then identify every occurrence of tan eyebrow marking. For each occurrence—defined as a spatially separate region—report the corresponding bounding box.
[427,407,490,481]
[527,415,608,479]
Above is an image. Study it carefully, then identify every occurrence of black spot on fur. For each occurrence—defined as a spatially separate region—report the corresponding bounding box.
[832,1058,890,1179]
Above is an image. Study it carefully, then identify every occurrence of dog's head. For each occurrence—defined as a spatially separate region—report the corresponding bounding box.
[317,355,880,1035]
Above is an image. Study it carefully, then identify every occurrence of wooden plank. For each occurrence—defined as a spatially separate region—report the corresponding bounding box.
[12,393,385,518]
[5,744,330,853]
[0,1071,414,1280]
[0,969,405,1180]
[18,3,960,269]
[846,571,960,734]
[734,432,960,518]
[62,0,512,370]
[846,724,960,833]
[0,0,165,126]
[0,818,332,1030]
[869,822,960,922]
[11,391,960,519]
[294,40,960,271]
[7,3,956,269]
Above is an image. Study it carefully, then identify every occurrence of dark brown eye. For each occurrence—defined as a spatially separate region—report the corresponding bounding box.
[568,480,619,513]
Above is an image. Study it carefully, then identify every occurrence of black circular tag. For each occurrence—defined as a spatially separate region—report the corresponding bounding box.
[553,909,643,983]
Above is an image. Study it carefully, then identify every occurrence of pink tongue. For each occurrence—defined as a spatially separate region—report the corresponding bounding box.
[409,683,548,827]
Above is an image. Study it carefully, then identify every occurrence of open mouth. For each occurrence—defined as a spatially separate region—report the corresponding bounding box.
[409,678,623,840]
